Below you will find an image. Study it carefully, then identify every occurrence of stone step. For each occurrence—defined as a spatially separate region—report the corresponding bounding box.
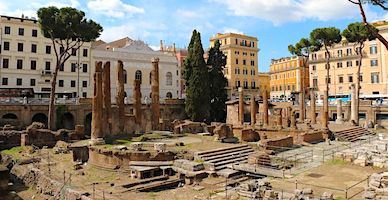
[202,148,254,162]
[214,157,249,170]
[120,175,169,189]
[205,151,253,165]
[194,144,249,157]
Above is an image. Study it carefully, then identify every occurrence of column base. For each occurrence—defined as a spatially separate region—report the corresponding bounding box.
[89,138,105,145]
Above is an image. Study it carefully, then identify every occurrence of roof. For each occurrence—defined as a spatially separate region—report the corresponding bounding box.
[94,37,133,50]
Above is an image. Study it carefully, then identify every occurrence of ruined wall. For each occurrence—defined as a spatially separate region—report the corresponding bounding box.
[0,131,22,150]
[88,147,176,169]
[259,136,294,149]
[233,128,260,142]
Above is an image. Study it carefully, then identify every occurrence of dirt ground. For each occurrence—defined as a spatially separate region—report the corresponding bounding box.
[269,160,383,199]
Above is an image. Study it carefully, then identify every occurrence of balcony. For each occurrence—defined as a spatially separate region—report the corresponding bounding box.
[309,51,367,64]
[41,70,53,76]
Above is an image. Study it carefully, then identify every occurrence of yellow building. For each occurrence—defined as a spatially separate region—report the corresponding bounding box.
[0,15,92,98]
[309,21,388,100]
[269,56,309,100]
[210,33,259,99]
[258,72,270,98]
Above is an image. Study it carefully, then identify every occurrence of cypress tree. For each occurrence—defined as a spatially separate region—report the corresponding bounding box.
[184,30,211,122]
[207,40,227,122]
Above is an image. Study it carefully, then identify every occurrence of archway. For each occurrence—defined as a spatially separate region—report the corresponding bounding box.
[2,113,18,119]
[62,112,75,130]
[84,113,92,136]
[166,92,172,99]
[32,113,48,127]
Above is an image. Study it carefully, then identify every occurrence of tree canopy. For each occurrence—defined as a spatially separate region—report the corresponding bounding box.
[310,27,342,50]
[207,40,228,122]
[184,30,211,122]
[342,22,378,44]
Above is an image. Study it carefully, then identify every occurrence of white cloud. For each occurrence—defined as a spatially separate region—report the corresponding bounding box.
[213,0,361,25]
[87,0,144,18]
[176,9,201,19]
[222,27,243,34]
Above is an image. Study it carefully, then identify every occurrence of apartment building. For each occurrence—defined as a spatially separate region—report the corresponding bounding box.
[258,72,270,98]
[210,33,260,99]
[0,15,92,98]
[269,56,309,100]
[309,21,388,99]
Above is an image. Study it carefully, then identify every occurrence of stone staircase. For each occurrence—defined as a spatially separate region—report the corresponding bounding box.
[333,126,373,142]
[194,144,254,171]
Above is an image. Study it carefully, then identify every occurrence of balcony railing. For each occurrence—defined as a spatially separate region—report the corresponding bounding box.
[309,51,367,63]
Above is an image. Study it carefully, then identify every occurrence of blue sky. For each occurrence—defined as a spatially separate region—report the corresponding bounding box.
[0,0,387,71]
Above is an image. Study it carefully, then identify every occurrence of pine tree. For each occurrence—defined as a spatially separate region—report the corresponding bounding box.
[184,30,211,122]
[207,40,227,122]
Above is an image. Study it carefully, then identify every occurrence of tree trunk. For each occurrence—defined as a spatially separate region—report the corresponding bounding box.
[48,61,60,130]
[356,0,388,50]
[355,44,363,125]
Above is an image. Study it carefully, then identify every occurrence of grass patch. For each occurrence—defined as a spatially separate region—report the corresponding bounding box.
[148,192,157,199]
[1,146,26,161]
[326,159,347,166]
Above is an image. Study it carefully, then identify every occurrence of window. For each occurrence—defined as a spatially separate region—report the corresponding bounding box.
[135,70,142,83]
[243,80,248,89]
[82,92,87,98]
[2,78,8,85]
[16,78,22,86]
[235,59,238,64]
[30,79,36,86]
[17,59,23,69]
[82,63,87,73]
[123,70,127,84]
[371,73,379,83]
[235,39,238,44]
[312,65,316,71]
[370,45,377,54]
[71,80,76,87]
[4,41,9,51]
[4,26,10,34]
[45,61,51,70]
[250,60,255,66]
[337,62,343,68]
[371,59,378,67]
[82,81,87,87]
[280,85,282,91]
[18,28,24,36]
[243,59,246,65]
[326,77,331,84]
[71,48,77,56]
[60,47,64,54]
[46,45,51,54]
[30,60,36,70]
[325,63,330,69]
[2,58,9,68]
[83,49,88,57]
[348,75,353,83]
[59,64,64,71]
[31,44,37,53]
[338,50,343,57]
[32,29,37,37]
[356,60,360,66]
[71,63,77,72]
[339,76,343,83]
[360,74,363,82]
[59,80,64,87]
[166,72,172,86]
[346,48,352,56]
[236,80,241,87]
[252,81,256,89]
[17,43,23,52]
[346,61,352,67]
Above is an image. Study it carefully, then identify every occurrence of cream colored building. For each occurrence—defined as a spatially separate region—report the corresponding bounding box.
[270,56,309,100]
[309,22,388,100]
[0,15,92,98]
[210,33,260,99]
[258,72,270,98]
[92,37,180,103]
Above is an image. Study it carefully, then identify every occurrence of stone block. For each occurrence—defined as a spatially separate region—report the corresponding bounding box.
[154,143,167,152]
[353,158,367,167]
[129,142,143,151]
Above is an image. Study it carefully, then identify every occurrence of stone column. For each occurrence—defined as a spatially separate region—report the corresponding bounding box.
[262,90,269,127]
[310,89,316,124]
[275,108,282,128]
[238,87,244,125]
[336,99,343,124]
[102,62,111,136]
[151,58,160,130]
[250,94,256,126]
[350,84,357,123]
[299,90,305,122]
[322,91,328,129]
[116,60,125,133]
[91,61,104,145]
[133,79,142,125]
[290,110,296,129]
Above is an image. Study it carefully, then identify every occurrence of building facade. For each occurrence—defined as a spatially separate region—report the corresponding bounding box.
[210,33,260,99]
[309,22,388,99]
[92,38,180,103]
[0,15,92,98]
[269,56,309,100]
[258,72,270,98]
